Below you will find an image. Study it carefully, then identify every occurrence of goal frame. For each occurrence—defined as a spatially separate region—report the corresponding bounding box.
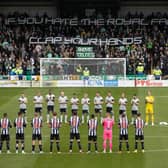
[40,58,126,87]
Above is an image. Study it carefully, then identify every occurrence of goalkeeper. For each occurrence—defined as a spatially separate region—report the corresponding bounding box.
[83,67,90,86]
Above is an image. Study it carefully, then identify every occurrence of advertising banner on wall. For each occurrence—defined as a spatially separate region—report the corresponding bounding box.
[135,80,168,87]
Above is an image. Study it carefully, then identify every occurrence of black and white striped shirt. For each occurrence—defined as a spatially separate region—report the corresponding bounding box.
[31,117,42,135]
[50,117,60,135]
[0,118,11,135]
[88,119,98,136]
[118,117,129,135]
[69,116,80,134]
[14,117,26,134]
[135,118,144,136]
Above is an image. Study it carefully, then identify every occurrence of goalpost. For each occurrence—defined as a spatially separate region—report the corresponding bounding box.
[40,58,126,87]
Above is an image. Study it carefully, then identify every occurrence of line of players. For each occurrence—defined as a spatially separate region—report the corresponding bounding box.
[19,90,142,125]
[0,91,145,154]
[0,111,144,154]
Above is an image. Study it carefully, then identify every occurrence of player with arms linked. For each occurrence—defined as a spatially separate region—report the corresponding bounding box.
[102,111,115,153]
[49,112,61,154]
[31,112,43,154]
[69,111,82,153]
[87,114,98,153]
[0,113,12,154]
[134,113,145,153]
[14,112,27,154]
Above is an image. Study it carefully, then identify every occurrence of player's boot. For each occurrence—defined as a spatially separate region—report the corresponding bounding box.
[7,150,11,154]
[79,150,83,153]
[22,150,25,154]
[57,151,61,154]
[142,150,145,153]
[118,151,122,154]
[39,151,44,154]
[103,150,106,153]
[32,151,35,154]
[127,151,130,154]
[95,151,98,154]
[134,150,138,153]
[69,150,72,153]
[109,150,112,153]
[152,123,154,126]
[145,122,148,126]
[87,151,91,154]
[16,150,18,154]
[0,150,2,154]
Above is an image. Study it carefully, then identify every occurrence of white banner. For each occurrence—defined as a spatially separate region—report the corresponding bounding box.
[57,80,84,87]
[5,17,168,26]
[118,80,135,87]
[29,37,142,46]
[0,81,40,87]
[0,79,168,87]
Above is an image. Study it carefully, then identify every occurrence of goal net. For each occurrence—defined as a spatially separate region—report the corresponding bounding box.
[40,58,126,87]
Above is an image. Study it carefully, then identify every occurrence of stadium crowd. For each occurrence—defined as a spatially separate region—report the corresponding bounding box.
[0,11,168,77]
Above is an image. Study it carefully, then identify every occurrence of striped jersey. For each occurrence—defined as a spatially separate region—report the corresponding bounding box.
[18,96,27,109]
[131,98,139,111]
[81,97,90,111]
[105,96,114,108]
[94,96,103,109]
[14,117,26,134]
[88,119,98,136]
[69,116,80,134]
[0,118,12,135]
[134,118,144,136]
[118,117,129,135]
[31,117,42,135]
[50,117,60,135]
[58,96,68,109]
[46,94,55,106]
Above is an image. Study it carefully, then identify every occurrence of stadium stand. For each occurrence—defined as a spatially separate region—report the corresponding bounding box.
[0,8,168,77]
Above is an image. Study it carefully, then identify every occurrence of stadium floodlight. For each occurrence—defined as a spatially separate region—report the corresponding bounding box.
[40,58,126,87]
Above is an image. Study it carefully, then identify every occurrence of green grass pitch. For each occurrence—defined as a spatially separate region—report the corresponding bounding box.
[0,87,168,168]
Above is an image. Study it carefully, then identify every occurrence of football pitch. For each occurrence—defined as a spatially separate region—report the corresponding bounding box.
[0,87,168,168]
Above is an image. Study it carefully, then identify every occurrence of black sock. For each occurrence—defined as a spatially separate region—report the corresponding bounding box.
[39,145,42,151]
[21,141,24,151]
[0,142,3,150]
[126,142,129,151]
[77,141,82,150]
[32,145,35,151]
[141,142,144,150]
[95,143,98,151]
[135,142,138,150]
[56,142,60,152]
[6,141,10,150]
[119,142,122,151]
[22,144,24,151]
[50,142,53,152]
[69,142,73,150]
[16,141,19,150]
[88,143,91,151]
